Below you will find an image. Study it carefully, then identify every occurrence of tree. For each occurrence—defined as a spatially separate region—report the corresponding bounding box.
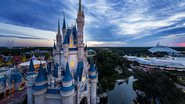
[21,55,27,62]
[134,70,185,104]
[95,50,134,91]
[44,53,51,60]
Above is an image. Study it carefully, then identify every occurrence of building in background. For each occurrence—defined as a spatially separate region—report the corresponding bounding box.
[149,42,181,56]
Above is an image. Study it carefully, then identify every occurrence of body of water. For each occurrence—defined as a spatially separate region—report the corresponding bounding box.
[107,76,137,104]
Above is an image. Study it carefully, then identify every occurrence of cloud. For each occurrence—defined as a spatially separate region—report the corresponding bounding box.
[0,0,185,47]
[0,23,56,47]
[87,40,127,47]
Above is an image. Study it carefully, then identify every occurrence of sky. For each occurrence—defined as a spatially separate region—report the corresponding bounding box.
[0,0,185,47]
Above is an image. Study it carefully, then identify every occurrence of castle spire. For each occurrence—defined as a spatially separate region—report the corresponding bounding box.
[62,12,66,29]
[28,59,35,72]
[58,18,61,34]
[78,0,82,13]
[53,39,56,50]
[62,12,67,38]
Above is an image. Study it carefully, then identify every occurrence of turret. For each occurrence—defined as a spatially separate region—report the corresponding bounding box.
[26,59,36,104]
[77,0,85,61]
[63,30,69,64]
[89,62,97,104]
[56,18,62,50]
[60,63,74,104]
[75,61,84,104]
[62,13,67,38]
[55,19,62,65]
[33,63,48,104]
[77,0,85,35]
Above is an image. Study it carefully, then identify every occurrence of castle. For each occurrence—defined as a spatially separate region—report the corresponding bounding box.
[26,0,98,104]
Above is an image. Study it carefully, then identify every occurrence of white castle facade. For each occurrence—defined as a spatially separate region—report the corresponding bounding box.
[26,0,98,104]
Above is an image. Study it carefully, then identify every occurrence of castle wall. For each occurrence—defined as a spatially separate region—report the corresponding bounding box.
[34,94,45,104]
[61,95,75,104]
[61,51,78,75]
[46,98,61,104]
[68,53,78,77]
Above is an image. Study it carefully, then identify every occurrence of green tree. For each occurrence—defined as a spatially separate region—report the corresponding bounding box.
[134,70,185,104]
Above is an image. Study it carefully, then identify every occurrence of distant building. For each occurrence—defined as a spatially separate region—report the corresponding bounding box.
[0,68,24,98]
[125,56,185,71]
[149,42,181,56]
[18,55,46,69]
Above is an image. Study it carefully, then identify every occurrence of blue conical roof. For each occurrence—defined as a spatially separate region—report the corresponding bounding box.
[35,63,47,83]
[63,35,69,44]
[63,29,71,44]
[62,63,72,82]
[28,59,35,72]
[33,64,48,91]
[73,26,77,44]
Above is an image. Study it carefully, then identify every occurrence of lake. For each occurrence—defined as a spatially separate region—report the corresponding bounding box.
[107,76,137,104]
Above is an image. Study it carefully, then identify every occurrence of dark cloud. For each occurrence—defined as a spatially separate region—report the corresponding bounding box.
[0,34,44,40]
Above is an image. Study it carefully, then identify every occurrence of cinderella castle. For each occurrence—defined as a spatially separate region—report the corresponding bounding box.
[26,0,98,104]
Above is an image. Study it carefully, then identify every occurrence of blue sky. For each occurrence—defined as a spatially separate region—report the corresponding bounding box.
[0,0,185,47]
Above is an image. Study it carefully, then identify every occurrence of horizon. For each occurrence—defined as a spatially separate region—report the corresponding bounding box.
[0,0,185,47]
[1,46,185,48]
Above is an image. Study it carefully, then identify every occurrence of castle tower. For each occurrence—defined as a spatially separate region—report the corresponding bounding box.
[26,59,36,104]
[33,63,48,104]
[89,62,97,104]
[60,63,75,104]
[77,0,85,61]
[56,18,62,65]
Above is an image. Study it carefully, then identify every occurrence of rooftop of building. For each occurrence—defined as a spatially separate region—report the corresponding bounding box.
[149,42,180,54]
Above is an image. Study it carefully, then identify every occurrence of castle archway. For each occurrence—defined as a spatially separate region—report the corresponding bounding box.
[80,97,88,104]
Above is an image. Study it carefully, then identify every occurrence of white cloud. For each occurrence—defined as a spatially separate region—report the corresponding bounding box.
[87,40,127,47]
[0,23,56,47]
